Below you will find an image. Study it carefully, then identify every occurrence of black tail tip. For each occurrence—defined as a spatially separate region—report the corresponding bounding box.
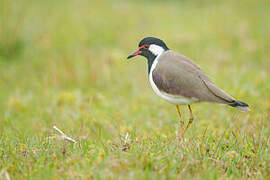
[229,101,249,107]
[229,100,250,112]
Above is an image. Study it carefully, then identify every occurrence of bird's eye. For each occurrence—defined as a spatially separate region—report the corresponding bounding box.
[144,44,149,49]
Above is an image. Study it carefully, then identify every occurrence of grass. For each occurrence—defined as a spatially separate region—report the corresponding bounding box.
[0,0,269,179]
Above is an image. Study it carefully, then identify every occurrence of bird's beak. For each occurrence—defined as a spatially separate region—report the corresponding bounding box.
[127,49,142,59]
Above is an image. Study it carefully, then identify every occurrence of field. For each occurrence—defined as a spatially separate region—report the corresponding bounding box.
[0,0,269,179]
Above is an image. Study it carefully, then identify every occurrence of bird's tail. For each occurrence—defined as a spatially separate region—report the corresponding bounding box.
[229,100,250,112]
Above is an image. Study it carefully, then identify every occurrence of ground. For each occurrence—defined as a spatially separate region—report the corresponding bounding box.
[0,0,269,179]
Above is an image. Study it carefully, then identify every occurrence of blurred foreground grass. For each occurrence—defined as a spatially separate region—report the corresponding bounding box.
[0,0,269,179]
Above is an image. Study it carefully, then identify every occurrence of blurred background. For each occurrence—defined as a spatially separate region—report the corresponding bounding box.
[0,0,269,179]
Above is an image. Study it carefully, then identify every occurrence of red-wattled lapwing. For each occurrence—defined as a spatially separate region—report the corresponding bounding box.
[127,37,250,138]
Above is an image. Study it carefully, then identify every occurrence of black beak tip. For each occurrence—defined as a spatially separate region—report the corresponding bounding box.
[127,55,133,59]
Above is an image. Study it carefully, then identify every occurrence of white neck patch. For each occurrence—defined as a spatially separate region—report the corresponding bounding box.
[149,44,165,56]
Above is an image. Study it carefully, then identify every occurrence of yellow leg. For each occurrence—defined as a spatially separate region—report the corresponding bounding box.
[176,105,184,129]
[176,105,184,140]
[182,105,194,136]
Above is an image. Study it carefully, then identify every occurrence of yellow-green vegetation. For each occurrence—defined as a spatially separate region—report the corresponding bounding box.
[0,0,269,179]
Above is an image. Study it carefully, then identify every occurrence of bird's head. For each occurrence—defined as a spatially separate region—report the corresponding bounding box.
[127,37,169,60]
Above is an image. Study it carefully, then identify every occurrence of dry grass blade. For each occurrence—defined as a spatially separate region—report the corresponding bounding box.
[0,168,10,180]
[52,125,77,143]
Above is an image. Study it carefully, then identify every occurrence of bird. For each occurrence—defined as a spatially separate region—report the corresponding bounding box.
[127,37,250,138]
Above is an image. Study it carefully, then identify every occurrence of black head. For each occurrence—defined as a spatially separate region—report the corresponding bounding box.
[127,37,169,59]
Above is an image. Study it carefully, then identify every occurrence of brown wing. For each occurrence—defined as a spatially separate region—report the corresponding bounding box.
[152,50,236,104]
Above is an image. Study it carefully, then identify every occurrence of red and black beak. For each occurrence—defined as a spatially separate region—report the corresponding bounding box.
[127,49,142,59]
[127,44,149,59]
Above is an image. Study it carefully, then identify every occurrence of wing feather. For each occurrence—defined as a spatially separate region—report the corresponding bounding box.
[152,51,236,104]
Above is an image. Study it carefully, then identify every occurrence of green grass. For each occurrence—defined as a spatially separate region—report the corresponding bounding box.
[0,0,269,179]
